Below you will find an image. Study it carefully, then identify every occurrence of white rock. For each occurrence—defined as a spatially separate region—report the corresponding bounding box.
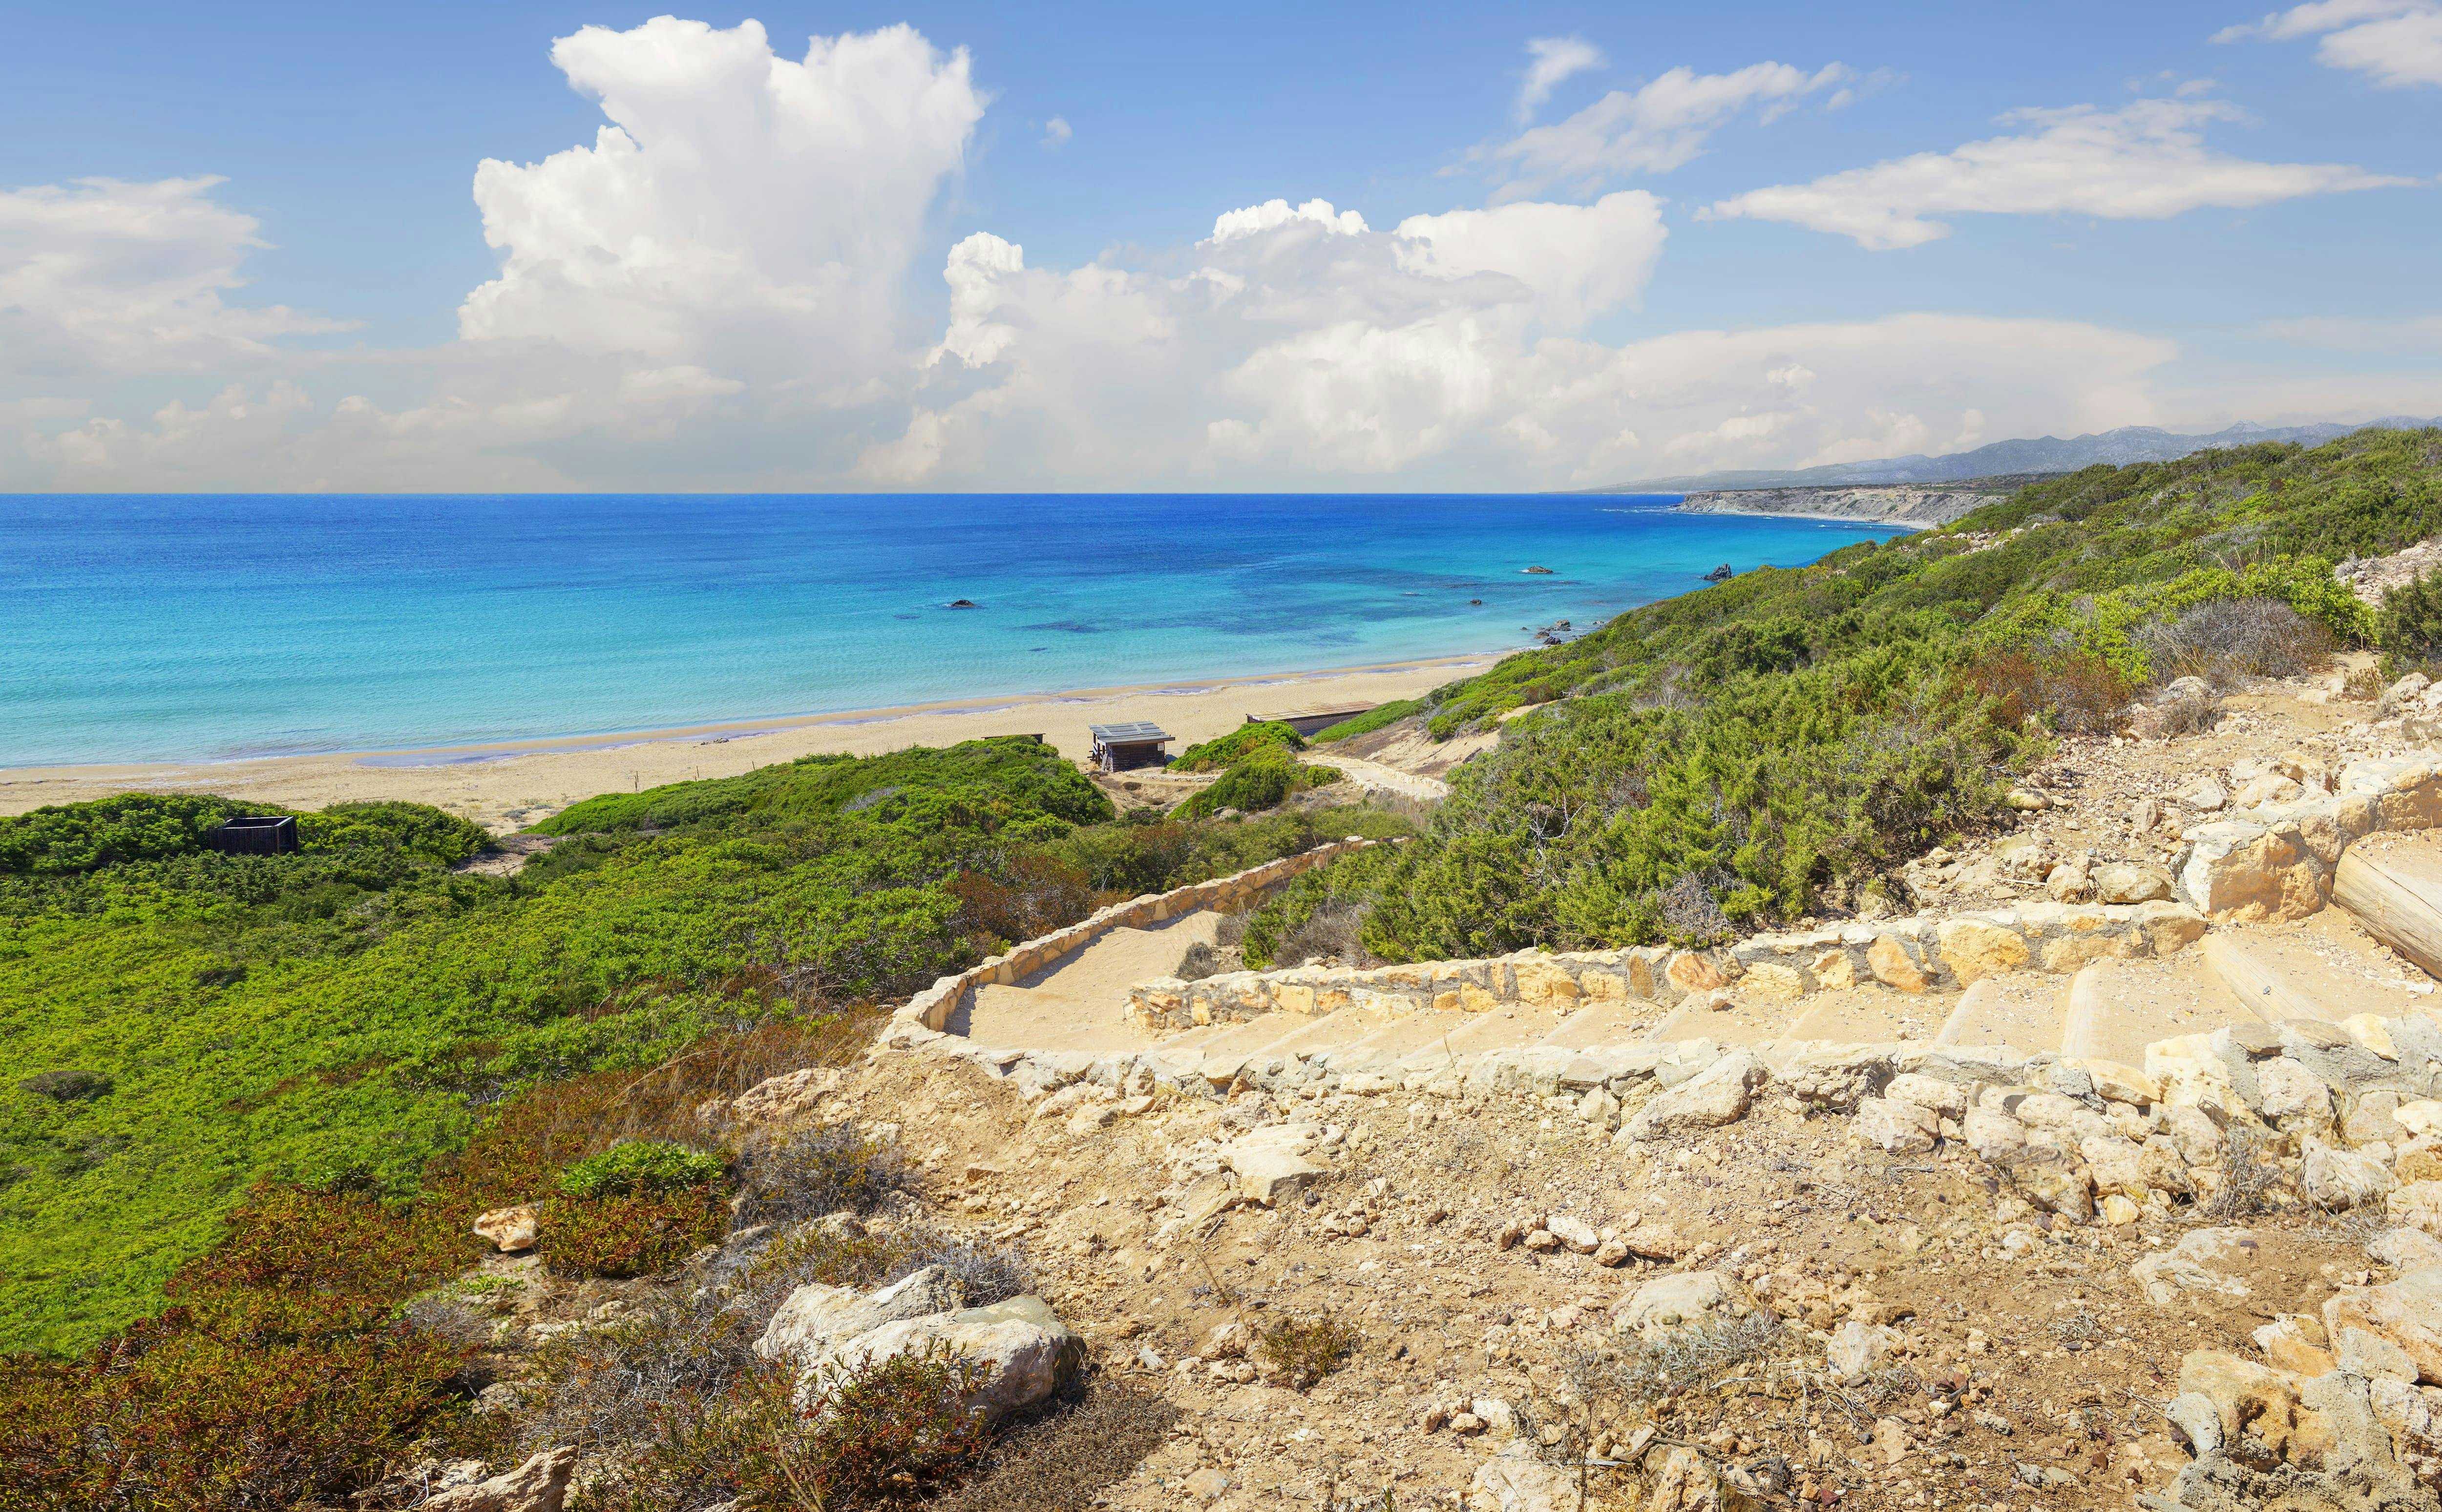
[473,1205,539,1254]
[1963,1106,2030,1163]
[2304,1136,2397,1210]
[2258,1057,2334,1122]
[2093,863,2173,904]
[1544,1214,1600,1253]
[1623,1052,1767,1140]
[1856,1096,1937,1155]
[420,1446,579,1512]
[1469,1455,1579,1512]
[1827,1321,1900,1385]
[1885,1072,1969,1119]
[756,1265,965,1363]
[2176,777,2229,812]
[1617,1271,1734,1334]
[2131,1227,2263,1307]
[803,1294,1083,1426]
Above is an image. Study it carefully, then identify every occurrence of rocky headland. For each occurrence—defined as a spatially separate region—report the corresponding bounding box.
[1675,484,2011,529]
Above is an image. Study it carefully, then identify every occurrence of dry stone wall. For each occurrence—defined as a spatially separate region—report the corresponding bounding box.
[889,838,1384,1037]
[1126,898,2210,1031]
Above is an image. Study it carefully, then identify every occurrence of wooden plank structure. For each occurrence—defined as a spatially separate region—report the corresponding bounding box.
[1089,721,1172,772]
[206,816,299,855]
[1247,704,1376,737]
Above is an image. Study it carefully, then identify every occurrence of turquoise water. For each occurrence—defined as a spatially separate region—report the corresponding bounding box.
[0,494,1906,767]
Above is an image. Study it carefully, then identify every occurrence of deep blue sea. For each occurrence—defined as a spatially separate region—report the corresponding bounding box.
[0,494,1907,767]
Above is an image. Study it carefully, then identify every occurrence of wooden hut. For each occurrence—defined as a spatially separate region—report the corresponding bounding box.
[1089,721,1172,772]
[206,816,300,855]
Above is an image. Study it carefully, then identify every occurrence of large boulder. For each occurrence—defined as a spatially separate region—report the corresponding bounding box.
[757,1264,965,1363]
[1856,1097,1937,1155]
[803,1294,1084,1426]
[1623,1053,1766,1140]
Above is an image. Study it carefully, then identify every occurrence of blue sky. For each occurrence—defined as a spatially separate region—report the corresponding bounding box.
[2,2,2437,490]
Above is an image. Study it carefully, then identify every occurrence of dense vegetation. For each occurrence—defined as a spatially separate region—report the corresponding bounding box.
[1249,427,2442,962]
[0,740,1400,1355]
[1169,719,1306,772]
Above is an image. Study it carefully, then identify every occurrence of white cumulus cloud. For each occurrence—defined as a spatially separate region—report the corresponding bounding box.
[1703,94,2411,248]
[1517,37,1605,122]
[0,176,350,381]
[2216,2,2442,88]
[458,15,984,382]
[1474,62,1850,199]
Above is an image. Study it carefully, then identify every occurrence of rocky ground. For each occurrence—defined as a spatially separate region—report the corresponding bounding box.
[403,656,2442,1512]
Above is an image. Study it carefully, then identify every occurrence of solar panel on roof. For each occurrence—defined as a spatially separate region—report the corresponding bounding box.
[1089,722,1171,742]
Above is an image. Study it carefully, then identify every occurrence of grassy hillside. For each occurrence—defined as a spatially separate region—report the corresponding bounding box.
[1247,427,2442,963]
[0,742,1407,1355]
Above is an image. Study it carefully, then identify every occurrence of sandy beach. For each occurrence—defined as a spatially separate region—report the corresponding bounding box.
[0,654,1494,832]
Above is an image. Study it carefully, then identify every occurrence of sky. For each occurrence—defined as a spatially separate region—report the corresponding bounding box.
[1,1,2437,492]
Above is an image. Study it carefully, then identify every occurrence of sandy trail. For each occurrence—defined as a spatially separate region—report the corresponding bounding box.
[955,913,1221,1055]
[0,654,1495,831]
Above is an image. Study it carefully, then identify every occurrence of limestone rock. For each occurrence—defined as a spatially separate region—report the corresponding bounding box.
[1964,1106,2030,1163]
[2082,1134,2152,1199]
[2094,863,2174,904]
[1617,1271,1733,1335]
[2233,773,2308,808]
[1856,1096,1937,1155]
[2253,1315,2337,1377]
[805,1294,1084,1426]
[1827,1321,1899,1385]
[1665,950,1731,993]
[420,1447,579,1512]
[1936,918,2031,985]
[1469,1454,1581,1512]
[2177,1350,2306,1462]
[1885,1072,1968,1119]
[2325,1267,2442,1385]
[473,1205,539,1254]
[2371,1227,2442,1270]
[2305,1137,2397,1210]
[1867,933,1930,993]
[756,1265,966,1363]
[2133,1228,2263,1307]
[2176,820,2328,923]
[1225,1143,1325,1206]
[1624,1053,1766,1140]
[2046,861,2093,902]
[2257,1057,2333,1122]
[1777,1046,1892,1112]
[2389,1180,2442,1238]
[2178,777,2229,812]
[1545,1214,1600,1253]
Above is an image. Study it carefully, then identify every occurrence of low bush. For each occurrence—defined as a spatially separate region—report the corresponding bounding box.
[2133,597,2335,688]
[932,1377,1179,1512]
[1257,1311,1361,1390]
[1269,898,1374,968]
[1171,721,1306,773]
[1177,748,1309,819]
[732,1123,913,1229]
[1309,700,1423,742]
[1176,941,1224,980]
[543,1186,728,1280]
[1959,647,2130,734]
[557,1139,727,1200]
[2379,568,2442,679]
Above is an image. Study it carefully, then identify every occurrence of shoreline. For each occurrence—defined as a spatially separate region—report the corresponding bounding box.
[1669,502,1940,530]
[0,652,1501,831]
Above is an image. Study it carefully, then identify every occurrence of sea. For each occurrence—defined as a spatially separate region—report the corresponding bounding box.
[0,494,1909,768]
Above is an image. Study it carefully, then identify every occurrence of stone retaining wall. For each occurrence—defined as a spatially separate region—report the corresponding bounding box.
[890,838,1384,1036]
[2173,751,2442,922]
[1125,898,2210,1032]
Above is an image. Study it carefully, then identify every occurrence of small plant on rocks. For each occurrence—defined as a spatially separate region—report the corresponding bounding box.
[1256,1311,1362,1390]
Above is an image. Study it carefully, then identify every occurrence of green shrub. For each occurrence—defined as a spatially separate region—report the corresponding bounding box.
[1309,699,1422,741]
[1257,1311,1361,1391]
[1171,721,1306,772]
[555,1139,726,1199]
[2379,568,2442,678]
[1176,747,1333,819]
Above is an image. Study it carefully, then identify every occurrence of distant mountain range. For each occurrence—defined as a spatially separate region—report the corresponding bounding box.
[1586,416,2442,493]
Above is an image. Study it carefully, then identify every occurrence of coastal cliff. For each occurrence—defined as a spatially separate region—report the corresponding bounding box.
[1674,482,2005,527]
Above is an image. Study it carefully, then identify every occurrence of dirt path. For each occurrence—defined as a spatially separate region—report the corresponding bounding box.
[956,912,1221,1053]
